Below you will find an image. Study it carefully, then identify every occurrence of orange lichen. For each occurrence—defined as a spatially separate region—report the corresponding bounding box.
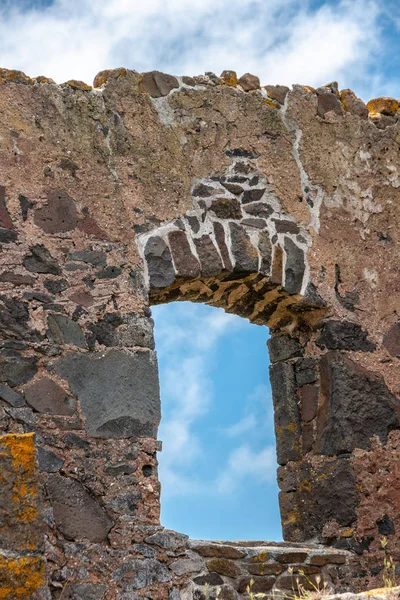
[93,67,128,88]
[64,79,92,91]
[0,434,40,545]
[367,97,399,117]
[34,75,55,84]
[0,68,33,85]
[0,556,46,599]
[264,97,280,109]
[220,70,238,86]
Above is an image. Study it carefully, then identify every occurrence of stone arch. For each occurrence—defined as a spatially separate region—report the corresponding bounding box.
[137,156,326,331]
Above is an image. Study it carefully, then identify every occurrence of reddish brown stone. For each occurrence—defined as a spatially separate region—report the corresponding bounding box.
[207,558,241,578]
[0,272,35,285]
[238,73,260,91]
[0,186,13,229]
[309,553,347,566]
[275,551,308,564]
[383,322,400,358]
[77,216,108,239]
[69,290,94,307]
[265,85,290,105]
[168,230,200,278]
[140,71,179,97]
[317,93,343,118]
[194,235,223,276]
[300,385,318,422]
[46,474,113,542]
[237,576,275,594]
[34,190,77,233]
[24,377,76,416]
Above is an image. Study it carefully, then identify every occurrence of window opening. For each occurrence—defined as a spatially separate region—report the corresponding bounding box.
[152,301,281,540]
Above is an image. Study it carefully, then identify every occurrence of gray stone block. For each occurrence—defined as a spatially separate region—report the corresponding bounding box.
[54,348,161,438]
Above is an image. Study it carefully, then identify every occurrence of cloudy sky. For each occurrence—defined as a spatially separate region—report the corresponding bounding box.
[1,0,399,540]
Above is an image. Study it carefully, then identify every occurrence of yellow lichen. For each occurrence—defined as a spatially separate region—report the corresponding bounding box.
[263,98,280,109]
[0,68,34,85]
[0,434,40,546]
[367,97,399,117]
[0,556,45,599]
[220,70,238,87]
[64,79,92,91]
[34,75,55,84]
[93,68,127,88]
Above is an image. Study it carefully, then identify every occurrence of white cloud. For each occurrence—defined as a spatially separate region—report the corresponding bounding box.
[0,0,391,98]
[216,444,277,495]
[223,384,273,438]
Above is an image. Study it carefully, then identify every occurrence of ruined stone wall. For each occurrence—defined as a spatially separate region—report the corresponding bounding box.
[0,66,399,598]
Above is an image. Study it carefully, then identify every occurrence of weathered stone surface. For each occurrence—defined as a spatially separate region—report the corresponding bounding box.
[140,70,179,97]
[193,573,224,586]
[96,265,122,279]
[107,491,141,515]
[238,73,260,91]
[207,558,241,578]
[194,235,223,276]
[168,230,200,278]
[24,377,76,416]
[89,313,154,349]
[300,385,318,422]
[213,222,232,270]
[296,457,359,539]
[192,183,214,197]
[268,335,303,363]
[54,348,161,438]
[47,314,87,348]
[144,236,175,289]
[376,514,395,536]
[220,70,237,86]
[317,92,343,117]
[23,245,61,275]
[191,544,245,559]
[0,383,25,407]
[146,529,189,550]
[229,223,258,272]
[37,446,64,472]
[68,250,107,267]
[317,321,375,352]
[383,322,400,358]
[44,278,68,294]
[295,358,318,386]
[283,237,305,294]
[241,189,265,204]
[0,433,44,553]
[113,558,171,589]
[339,89,369,119]
[273,219,300,234]
[265,84,290,104]
[237,576,275,593]
[171,557,204,576]
[34,190,77,233]
[316,352,399,455]
[0,271,35,285]
[61,584,108,600]
[270,362,301,464]
[210,198,242,219]
[243,202,273,219]
[46,474,113,541]
[258,231,272,275]
[0,350,37,387]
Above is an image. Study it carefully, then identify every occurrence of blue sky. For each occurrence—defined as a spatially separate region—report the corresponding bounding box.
[1,0,399,541]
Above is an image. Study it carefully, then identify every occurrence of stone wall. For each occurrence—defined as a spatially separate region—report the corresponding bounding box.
[0,66,399,598]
